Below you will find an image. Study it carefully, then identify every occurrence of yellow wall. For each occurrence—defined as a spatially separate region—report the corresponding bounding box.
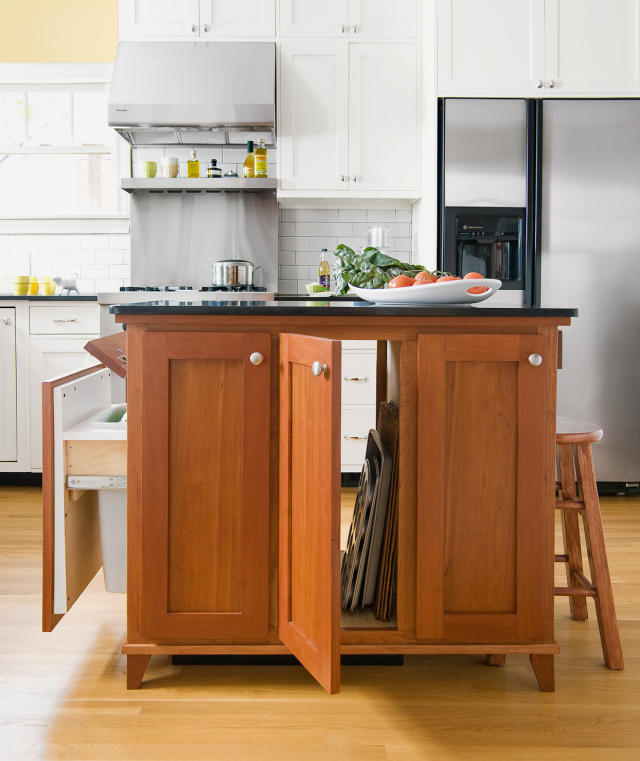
[0,0,117,62]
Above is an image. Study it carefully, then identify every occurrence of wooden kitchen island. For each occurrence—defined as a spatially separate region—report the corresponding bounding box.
[78,300,579,693]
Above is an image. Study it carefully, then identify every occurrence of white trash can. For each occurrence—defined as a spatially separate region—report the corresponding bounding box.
[98,489,127,593]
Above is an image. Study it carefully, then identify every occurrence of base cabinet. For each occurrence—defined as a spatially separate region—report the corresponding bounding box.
[0,308,17,462]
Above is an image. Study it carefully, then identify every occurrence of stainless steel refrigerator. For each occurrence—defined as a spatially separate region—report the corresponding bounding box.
[541,99,640,489]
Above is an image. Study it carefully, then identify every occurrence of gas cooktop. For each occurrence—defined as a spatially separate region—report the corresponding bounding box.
[119,285,268,293]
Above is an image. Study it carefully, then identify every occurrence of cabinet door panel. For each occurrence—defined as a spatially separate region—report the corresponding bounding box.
[200,0,275,37]
[137,332,271,641]
[279,333,341,694]
[120,0,200,38]
[349,0,417,39]
[416,333,553,643]
[279,0,348,38]
[437,0,544,95]
[546,0,640,94]
[349,44,417,191]
[0,308,17,461]
[279,42,349,190]
[29,337,98,471]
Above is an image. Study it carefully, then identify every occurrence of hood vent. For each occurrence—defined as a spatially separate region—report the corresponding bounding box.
[108,41,275,146]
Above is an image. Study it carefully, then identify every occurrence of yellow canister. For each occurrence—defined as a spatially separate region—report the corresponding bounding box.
[28,277,39,296]
[11,275,29,296]
[40,277,56,295]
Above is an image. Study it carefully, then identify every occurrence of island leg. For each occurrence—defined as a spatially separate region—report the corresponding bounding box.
[127,654,150,689]
[529,654,554,691]
[486,654,506,666]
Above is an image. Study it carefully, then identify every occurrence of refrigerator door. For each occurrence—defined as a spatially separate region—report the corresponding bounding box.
[541,100,640,484]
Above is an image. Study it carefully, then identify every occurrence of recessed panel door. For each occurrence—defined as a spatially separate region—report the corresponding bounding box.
[0,308,17,461]
[137,332,271,641]
[120,0,200,38]
[279,333,341,693]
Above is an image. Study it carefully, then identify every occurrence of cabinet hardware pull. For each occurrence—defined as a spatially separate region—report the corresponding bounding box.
[202,24,210,32]
[536,80,544,88]
[0,317,10,326]
[340,174,346,182]
[249,352,264,366]
[339,24,346,33]
[52,318,78,323]
[191,24,198,32]
[528,353,543,367]
[548,80,556,88]
[352,24,358,33]
[311,361,328,377]
[344,434,367,440]
[352,175,357,182]
[117,353,127,365]
[344,376,368,382]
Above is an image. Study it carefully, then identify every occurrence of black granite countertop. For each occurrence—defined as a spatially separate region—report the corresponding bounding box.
[0,294,98,301]
[110,299,577,318]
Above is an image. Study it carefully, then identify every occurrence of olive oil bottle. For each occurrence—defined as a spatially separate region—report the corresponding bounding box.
[242,140,255,178]
[318,249,331,290]
[187,150,200,178]
[254,138,268,178]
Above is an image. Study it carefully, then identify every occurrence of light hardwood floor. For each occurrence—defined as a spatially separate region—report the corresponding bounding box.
[1,485,639,760]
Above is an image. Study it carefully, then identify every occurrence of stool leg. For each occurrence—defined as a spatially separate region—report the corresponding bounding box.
[576,443,624,670]
[558,444,588,620]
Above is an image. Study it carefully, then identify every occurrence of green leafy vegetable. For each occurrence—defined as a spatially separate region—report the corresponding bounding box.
[333,244,433,295]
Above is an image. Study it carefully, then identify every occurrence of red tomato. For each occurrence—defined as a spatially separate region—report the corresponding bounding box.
[388,275,416,288]
[414,271,437,285]
[436,275,461,283]
[463,271,489,294]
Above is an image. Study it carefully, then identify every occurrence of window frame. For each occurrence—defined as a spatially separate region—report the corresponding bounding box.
[0,63,129,233]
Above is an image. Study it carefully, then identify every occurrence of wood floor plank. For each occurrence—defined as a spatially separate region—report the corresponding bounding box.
[0,486,639,760]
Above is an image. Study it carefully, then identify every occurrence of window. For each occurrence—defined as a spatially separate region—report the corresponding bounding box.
[0,68,127,221]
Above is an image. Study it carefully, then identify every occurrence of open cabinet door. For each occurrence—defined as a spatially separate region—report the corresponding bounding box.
[279,334,341,694]
[42,364,111,631]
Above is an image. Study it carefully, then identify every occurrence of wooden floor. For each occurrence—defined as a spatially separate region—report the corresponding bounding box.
[1,486,639,760]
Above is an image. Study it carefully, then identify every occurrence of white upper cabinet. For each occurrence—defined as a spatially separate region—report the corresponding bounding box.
[438,0,640,96]
[120,0,275,39]
[545,0,640,94]
[278,0,349,38]
[437,0,544,96]
[200,0,275,37]
[120,0,201,37]
[278,0,416,39]
[349,44,417,191]
[278,42,349,191]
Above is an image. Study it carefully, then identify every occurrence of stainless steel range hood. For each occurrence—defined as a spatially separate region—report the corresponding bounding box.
[108,41,275,146]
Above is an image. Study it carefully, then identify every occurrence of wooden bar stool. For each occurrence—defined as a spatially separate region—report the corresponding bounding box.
[555,416,623,669]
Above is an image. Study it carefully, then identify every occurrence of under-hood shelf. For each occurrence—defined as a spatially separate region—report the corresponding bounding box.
[121,178,276,194]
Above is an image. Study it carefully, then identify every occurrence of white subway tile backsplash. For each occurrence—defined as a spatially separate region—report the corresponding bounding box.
[109,234,131,250]
[281,209,310,223]
[308,236,338,252]
[395,209,411,223]
[280,264,312,280]
[338,209,367,223]
[309,209,338,223]
[294,222,323,236]
[278,222,295,237]
[109,264,130,277]
[278,279,298,294]
[279,236,308,251]
[323,222,353,236]
[278,251,296,266]
[366,209,397,223]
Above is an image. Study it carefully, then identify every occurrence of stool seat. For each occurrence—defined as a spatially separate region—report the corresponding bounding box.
[556,416,604,444]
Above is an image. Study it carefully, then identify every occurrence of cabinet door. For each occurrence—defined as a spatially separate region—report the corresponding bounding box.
[136,332,271,641]
[416,333,553,644]
[279,333,341,694]
[0,308,17,461]
[349,44,417,192]
[278,0,348,38]
[279,42,349,191]
[30,337,98,471]
[119,0,200,38]
[545,0,640,94]
[200,0,275,38]
[437,0,544,95]
[349,0,417,39]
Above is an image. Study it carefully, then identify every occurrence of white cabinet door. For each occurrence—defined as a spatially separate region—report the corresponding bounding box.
[349,0,417,39]
[437,0,544,95]
[119,0,200,38]
[29,338,98,471]
[0,309,17,462]
[349,44,417,192]
[279,0,349,38]
[545,0,640,94]
[279,42,349,191]
[200,0,275,37]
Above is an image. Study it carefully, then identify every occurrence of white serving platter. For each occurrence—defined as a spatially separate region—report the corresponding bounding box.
[349,278,502,305]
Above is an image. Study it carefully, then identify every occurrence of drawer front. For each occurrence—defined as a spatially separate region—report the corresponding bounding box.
[341,352,377,405]
[30,304,99,335]
[342,340,377,352]
[341,406,376,468]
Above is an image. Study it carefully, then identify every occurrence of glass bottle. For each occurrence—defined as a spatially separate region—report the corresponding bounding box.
[254,138,268,178]
[207,159,222,178]
[243,140,255,178]
[318,249,331,290]
[187,150,199,178]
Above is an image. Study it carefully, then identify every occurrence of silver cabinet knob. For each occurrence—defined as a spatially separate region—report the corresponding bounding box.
[249,352,264,366]
[536,80,544,89]
[548,80,556,88]
[311,361,328,377]
[352,175,357,182]
[202,24,210,32]
[352,24,358,33]
[340,174,346,182]
[528,353,543,367]
[339,24,346,33]
[191,24,198,32]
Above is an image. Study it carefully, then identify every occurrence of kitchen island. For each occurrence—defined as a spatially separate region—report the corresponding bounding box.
[96,300,577,692]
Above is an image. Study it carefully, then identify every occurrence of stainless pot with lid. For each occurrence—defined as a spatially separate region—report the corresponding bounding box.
[208,258,260,287]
